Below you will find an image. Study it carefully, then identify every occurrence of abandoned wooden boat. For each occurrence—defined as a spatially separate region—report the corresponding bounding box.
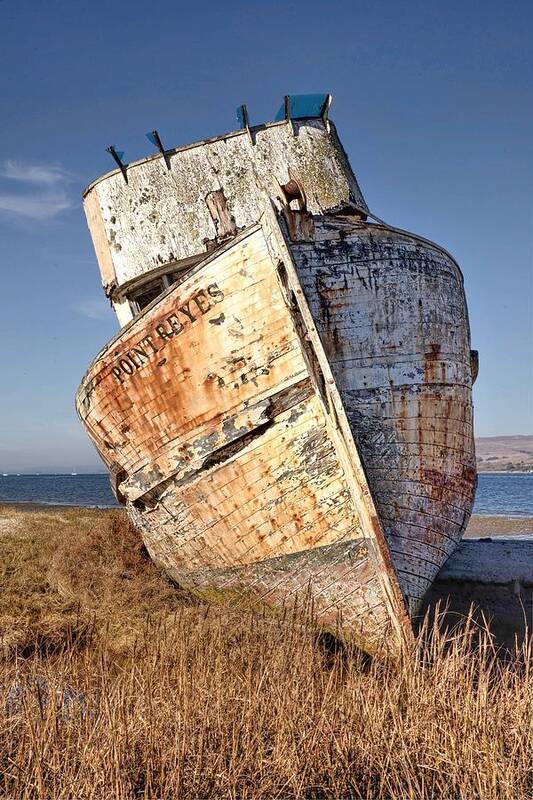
[76,94,477,656]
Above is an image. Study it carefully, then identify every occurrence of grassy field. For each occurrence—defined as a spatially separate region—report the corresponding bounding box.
[0,506,531,799]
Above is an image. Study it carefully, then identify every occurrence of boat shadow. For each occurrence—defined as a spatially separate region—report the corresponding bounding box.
[417,539,532,650]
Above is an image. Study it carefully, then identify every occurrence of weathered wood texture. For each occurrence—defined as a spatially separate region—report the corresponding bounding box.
[290,216,476,615]
[77,225,408,655]
[78,113,477,651]
[83,120,367,299]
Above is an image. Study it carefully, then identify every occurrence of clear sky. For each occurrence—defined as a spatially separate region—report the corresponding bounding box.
[0,0,531,472]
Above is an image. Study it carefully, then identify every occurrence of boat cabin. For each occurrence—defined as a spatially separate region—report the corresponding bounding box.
[82,95,368,326]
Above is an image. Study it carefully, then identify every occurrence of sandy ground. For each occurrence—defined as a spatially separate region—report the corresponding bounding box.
[0,517,22,534]
[0,505,70,533]
[465,515,533,537]
[420,538,532,648]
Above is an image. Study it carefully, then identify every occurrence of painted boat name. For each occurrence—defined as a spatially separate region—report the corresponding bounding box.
[111,283,224,383]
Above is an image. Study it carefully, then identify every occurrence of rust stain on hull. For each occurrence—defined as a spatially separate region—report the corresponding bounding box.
[76,103,477,657]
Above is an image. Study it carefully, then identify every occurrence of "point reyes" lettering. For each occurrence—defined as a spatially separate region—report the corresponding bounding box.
[110,283,224,384]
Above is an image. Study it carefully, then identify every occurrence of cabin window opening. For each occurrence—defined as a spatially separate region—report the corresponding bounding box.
[126,261,202,316]
[129,273,179,313]
[132,279,166,312]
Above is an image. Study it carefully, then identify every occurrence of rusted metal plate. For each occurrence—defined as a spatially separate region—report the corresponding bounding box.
[77,222,411,656]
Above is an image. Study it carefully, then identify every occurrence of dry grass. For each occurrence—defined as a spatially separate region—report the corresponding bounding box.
[0,506,189,658]
[0,506,531,799]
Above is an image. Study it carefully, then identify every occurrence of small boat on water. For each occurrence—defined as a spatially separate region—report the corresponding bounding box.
[76,94,477,656]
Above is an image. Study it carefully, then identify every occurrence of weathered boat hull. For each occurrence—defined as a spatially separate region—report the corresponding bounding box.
[77,211,475,654]
[76,105,477,655]
[77,216,414,655]
[290,216,476,615]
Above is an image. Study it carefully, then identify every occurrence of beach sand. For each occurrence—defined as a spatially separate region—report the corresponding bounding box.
[465,514,533,537]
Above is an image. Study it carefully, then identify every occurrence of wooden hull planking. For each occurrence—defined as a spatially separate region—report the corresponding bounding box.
[77,216,413,656]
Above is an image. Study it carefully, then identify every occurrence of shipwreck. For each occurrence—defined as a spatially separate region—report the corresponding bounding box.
[76,94,477,656]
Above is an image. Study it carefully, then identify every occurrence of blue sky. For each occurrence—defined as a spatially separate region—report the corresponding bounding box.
[0,0,531,472]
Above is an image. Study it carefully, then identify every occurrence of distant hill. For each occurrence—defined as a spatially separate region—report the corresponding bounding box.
[475,435,533,472]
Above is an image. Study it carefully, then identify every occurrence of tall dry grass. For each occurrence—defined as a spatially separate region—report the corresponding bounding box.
[0,507,531,799]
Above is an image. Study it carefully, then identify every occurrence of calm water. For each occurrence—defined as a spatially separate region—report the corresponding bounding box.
[0,472,531,515]
[473,473,533,516]
[0,474,119,508]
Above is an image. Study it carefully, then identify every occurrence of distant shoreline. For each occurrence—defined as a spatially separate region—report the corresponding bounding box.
[0,473,107,477]
[477,470,533,475]
[0,501,115,511]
